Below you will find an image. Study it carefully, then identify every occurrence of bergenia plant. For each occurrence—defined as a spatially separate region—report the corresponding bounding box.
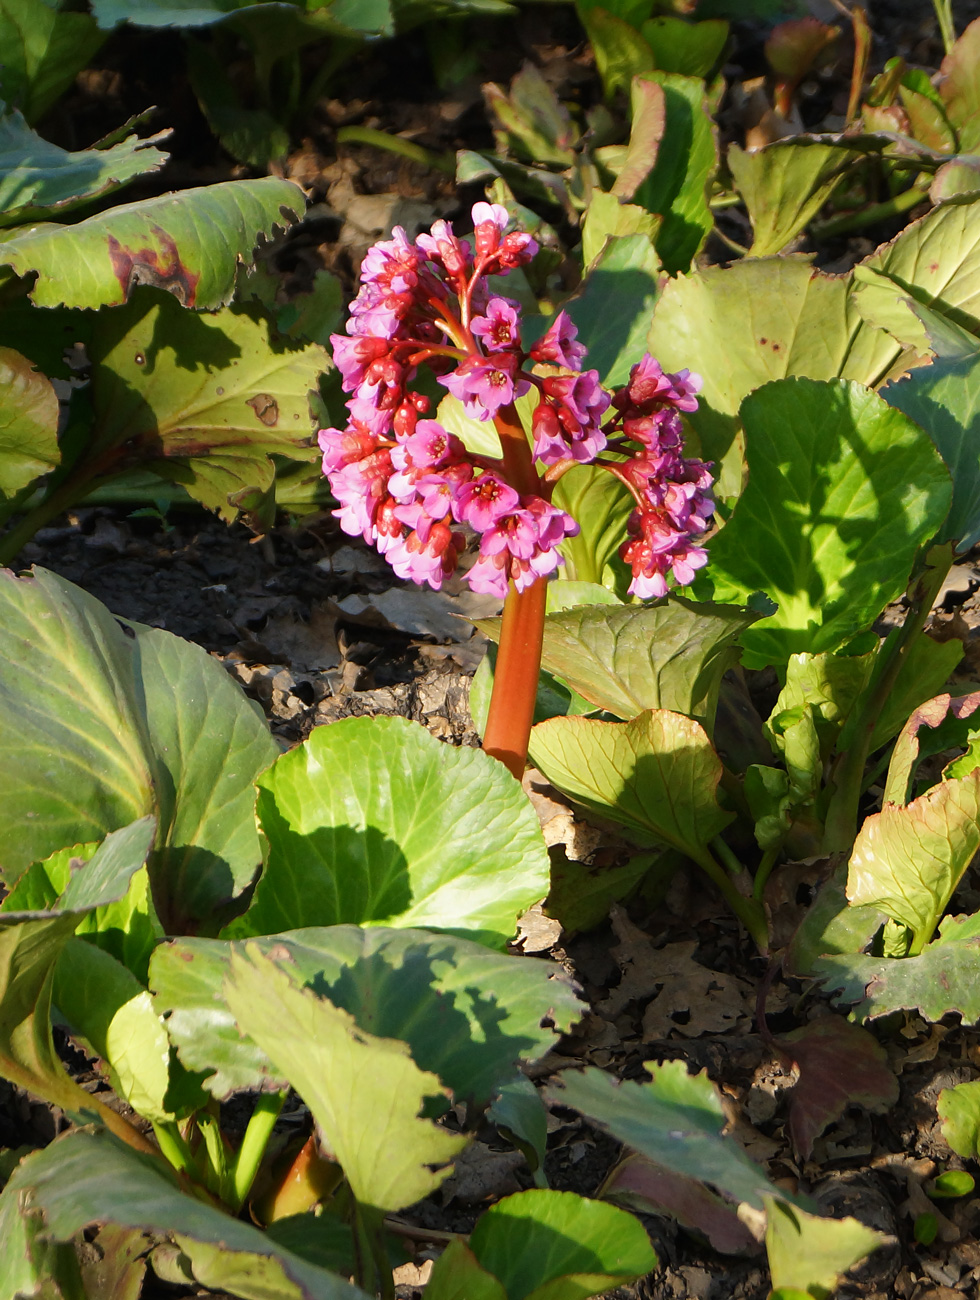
[319,202,712,777]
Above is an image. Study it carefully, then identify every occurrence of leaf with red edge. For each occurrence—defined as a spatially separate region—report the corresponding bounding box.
[777,1017,898,1160]
[883,689,980,807]
[600,1153,760,1256]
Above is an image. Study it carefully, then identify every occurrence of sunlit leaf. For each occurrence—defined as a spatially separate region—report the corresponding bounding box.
[937,1078,980,1159]
[561,233,660,387]
[230,716,549,948]
[224,945,467,1212]
[882,689,980,808]
[0,345,59,502]
[765,1197,887,1300]
[425,1240,508,1300]
[530,709,732,857]
[728,140,856,258]
[938,16,980,151]
[152,924,582,1101]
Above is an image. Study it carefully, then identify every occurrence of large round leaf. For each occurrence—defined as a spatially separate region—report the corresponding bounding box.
[699,378,952,668]
[229,716,550,947]
[151,925,583,1100]
[0,568,278,930]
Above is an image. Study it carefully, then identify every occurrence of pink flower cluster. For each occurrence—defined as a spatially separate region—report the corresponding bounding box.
[319,202,713,602]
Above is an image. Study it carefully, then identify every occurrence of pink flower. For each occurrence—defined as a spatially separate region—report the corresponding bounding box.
[440,353,530,420]
[390,419,464,472]
[625,355,702,412]
[417,219,471,277]
[542,370,610,430]
[455,473,521,531]
[331,334,390,391]
[530,311,586,371]
[318,426,377,475]
[471,202,510,258]
[471,298,521,352]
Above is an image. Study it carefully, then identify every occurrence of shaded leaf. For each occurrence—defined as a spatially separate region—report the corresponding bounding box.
[529,709,733,858]
[489,1075,549,1184]
[846,770,980,947]
[0,0,105,123]
[816,911,980,1022]
[785,871,886,979]
[699,378,951,669]
[467,1188,657,1300]
[87,288,324,521]
[0,109,169,227]
[937,1078,980,1159]
[0,176,304,310]
[561,233,660,388]
[152,924,582,1102]
[550,1062,781,1209]
[5,1132,364,1300]
[0,568,278,929]
[0,346,59,501]
[765,1197,887,1300]
[224,944,467,1212]
[600,1153,759,1255]
[230,716,549,948]
[883,351,980,550]
[580,7,655,101]
[544,848,656,937]
[425,1239,508,1300]
[776,1017,898,1160]
[864,629,965,755]
[551,462,635,588]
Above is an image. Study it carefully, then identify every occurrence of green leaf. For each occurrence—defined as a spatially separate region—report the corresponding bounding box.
[0,345,59,502]
[883,352,980,549]
[581,192,660,266]
[223,944,467,1212]
[530,710,733,857]
[930,157,980,205]
[485,63,578,168]
[54,939,173,1122]
[727,140,856,258]
[86,288,325,522]
[0,826,153,1132]
[229,716,549,948]
[930,1170,975,1198]
[0,175,304,309]
[578,6,655,101]
[865,630,966,755]
[816,911,980,1022]
[784,870,886,979]
[488,1075,549,1183]
[0,0,105,123]
[151,924,583,1101]
[551,462,635,587]
[532,596,758,726]
[425,1240,508,1300]
[765,1197,887,1300]
[641,17,729,79]
[185,35,290,169]
[850,201,980,356]
[4,1131,365,1300]
[770,651,875,761]
[544,847,656,937]
[699,378,951,669]
[466,1188,657,1300]
[632,70,717,274]
[561,233,660,388]
[0,568,278,929]
[0,109,169,227]
[549,1061,780,1209]
[882,689,980,809]
[846,770,980,949]
[937,1078,980,1159]
[607,79,666,205]
[938,17,980,152]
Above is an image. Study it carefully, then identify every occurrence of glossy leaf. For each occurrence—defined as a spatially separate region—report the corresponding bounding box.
[224,944,467,1212]
[230,716,549,947]
[700,378,951,669]
[765,1197,887,1299]
[0,0,105,123]
[865,630,966,755]
[561,233,660,388]
[883,352,980,549]
[466,1188,657,1300]
[152,924,583,1102]
[551,462,635,588]
[0,109,169,227]
[846,771,980,946]
[728,140,856,258]
[87,288,325,521]
[816,912,980,1022]
[425,1240,508,1300]
[0,176,304,309]
[770,651,874,761]
[641,17,729,79]
[3,1132,364,1300]
[550,1062,780,1209]
[489,1075,549,1183]
[937,1079,980,1159]
[633,70,716,274]
[530,709,733,857]
[0,568,277,929]
[607,79,666,205]
[776,1017,898,1160]
[0,345,59,500]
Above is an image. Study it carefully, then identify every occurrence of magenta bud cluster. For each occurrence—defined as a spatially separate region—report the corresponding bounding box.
[318,202,713,601]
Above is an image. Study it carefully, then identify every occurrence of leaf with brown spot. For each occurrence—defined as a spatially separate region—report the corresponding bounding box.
[247,393,279,427]
[776,1017,898,1160]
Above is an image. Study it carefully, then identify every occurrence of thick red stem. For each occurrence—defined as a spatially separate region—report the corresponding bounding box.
[480,402,546,780]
